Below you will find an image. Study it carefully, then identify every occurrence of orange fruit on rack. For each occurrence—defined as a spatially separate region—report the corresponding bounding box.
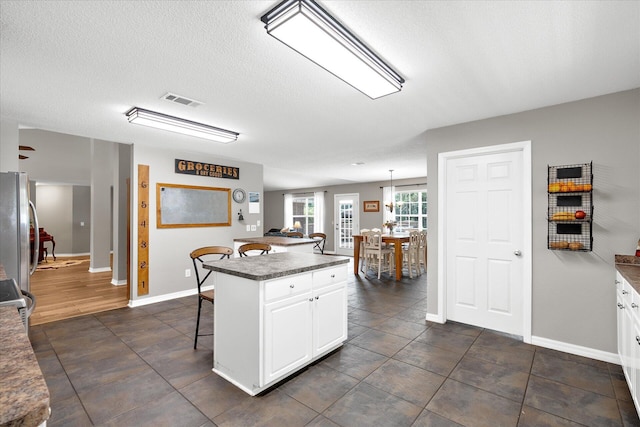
[583,184,592,191]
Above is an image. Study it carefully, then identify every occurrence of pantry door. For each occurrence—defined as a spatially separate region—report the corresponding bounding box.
[439,141,531,340]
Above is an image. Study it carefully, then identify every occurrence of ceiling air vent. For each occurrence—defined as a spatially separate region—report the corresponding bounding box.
[161,92,203,108]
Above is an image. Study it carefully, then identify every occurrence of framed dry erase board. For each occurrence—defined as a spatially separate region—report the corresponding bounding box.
[156,183,231,228]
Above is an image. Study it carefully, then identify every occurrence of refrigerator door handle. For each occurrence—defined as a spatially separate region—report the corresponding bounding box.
[29,200,39,275]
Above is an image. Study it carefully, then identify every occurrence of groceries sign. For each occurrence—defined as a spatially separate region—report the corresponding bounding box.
[175,159,239,180]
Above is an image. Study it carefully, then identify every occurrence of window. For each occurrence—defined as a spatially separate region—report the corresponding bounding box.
[394,189,427,230]
[292,195,314,235]
[284,192,325,235]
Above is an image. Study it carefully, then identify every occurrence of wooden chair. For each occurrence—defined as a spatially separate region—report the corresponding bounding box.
[286,231,304,238]
[238,242,272,257]
[362,231,393,279]
[358,229,370,272]
[190,246,233,349]
[308,232,326,254]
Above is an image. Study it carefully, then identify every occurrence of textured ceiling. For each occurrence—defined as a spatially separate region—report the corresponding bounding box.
[1,1,638,190]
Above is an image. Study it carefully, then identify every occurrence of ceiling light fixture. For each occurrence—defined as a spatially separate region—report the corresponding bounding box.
[125,107,239,143]
[384,169,402,212]
[261,0,404,99]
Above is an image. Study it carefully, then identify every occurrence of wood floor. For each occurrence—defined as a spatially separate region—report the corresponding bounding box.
[30,256,129,325]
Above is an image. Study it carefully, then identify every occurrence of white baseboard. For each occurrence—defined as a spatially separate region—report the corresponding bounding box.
[531,335,619,365]
[426,313,445,324]
[89,267,111,273]
[111,279,127,286]
[128,285,213,308]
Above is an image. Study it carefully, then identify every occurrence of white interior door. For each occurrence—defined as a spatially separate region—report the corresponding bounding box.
[334,193,359,256]
[442,145,529,337]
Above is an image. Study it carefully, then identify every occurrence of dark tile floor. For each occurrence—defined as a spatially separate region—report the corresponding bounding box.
[30,260,640,426]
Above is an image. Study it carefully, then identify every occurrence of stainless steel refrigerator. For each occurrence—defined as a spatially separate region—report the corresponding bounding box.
[0,171,39,294]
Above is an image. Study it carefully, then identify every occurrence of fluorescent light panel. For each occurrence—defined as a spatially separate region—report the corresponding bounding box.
[261,0,404,99]
[126,107,238,143]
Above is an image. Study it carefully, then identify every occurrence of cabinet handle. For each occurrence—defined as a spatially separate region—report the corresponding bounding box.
[290,284,295,288]
[616,280,621,284]
[636,336,640,345]
[308,298,313,302]
[618,303,625,309]
[633,303,638,309]
[623,290,629,295]
[315,296,319,300]
[331,274,335,278]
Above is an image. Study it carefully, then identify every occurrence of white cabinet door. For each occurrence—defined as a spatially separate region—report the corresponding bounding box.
[313,282,347,356]
[633,319,640,412]
[263,294,313,384]
[618,290,627,365]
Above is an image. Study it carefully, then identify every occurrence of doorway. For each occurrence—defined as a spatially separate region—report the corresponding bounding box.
[334,193,359,256]
[438,141,531,342]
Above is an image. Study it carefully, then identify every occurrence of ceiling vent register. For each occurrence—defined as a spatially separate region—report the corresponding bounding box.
[161,92,203,108]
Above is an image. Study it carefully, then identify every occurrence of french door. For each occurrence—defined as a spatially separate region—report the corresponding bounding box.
[334,194,359,256]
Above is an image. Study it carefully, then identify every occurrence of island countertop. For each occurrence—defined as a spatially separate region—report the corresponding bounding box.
[233,236,317,247]
[204,252,349,281]
[616,254,640,293]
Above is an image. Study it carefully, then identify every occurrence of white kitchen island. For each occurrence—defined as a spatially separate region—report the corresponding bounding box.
[203,252,350,395]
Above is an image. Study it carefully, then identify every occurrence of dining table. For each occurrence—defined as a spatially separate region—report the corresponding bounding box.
[353,232,411,280]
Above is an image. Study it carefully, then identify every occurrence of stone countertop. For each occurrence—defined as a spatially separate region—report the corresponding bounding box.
[233,236,317,246]
[204,252,350,281]
[0,307,50,426]
[615,254,640,294]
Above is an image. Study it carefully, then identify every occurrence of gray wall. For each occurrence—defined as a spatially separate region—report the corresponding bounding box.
[131,144,264,301]
[72,186,91,253]
[35,184,91,256]
[425,88,640,353]
[264,177,427,253]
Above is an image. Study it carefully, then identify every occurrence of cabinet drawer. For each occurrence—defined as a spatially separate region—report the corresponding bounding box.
[264,273,312,303]
[313,266,347,289]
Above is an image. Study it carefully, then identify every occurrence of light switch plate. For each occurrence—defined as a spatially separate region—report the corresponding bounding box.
[246,224,251,231]
[257,220,260,227]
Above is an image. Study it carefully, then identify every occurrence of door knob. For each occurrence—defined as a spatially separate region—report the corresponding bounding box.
[514,250,522,256]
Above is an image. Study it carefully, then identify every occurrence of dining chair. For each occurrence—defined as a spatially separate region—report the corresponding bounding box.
[358,229,370,272]
[308,232,326,254]
[190,245,233,349]
[362,231,394,279]
[286,231,304,238]
[238,242,272,257]
[419,230,427,273]
[403,231,421,278]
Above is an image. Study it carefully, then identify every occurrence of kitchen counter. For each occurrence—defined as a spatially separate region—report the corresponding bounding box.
[616,254,640,293]
[0,264,50,427]
[0,307,50,426]
[204,252,349,281]
[234,236,317,246]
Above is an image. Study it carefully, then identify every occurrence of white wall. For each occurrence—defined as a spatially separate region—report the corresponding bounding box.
[131,145,264,302]
[425,88,640,354]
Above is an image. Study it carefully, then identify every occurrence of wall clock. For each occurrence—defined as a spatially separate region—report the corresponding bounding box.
[233,188,246,203]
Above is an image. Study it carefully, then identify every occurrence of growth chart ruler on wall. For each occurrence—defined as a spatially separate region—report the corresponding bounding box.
[137,164,150,296]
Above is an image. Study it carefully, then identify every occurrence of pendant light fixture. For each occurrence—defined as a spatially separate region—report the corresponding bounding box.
[385,169,397,212]
[261,0,404,99]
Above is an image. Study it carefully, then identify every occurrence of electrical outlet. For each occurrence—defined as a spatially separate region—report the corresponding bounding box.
[185,269,191,278]
[251,225,257,231]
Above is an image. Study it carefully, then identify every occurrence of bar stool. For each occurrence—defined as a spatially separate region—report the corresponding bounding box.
[189,246,233,349]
